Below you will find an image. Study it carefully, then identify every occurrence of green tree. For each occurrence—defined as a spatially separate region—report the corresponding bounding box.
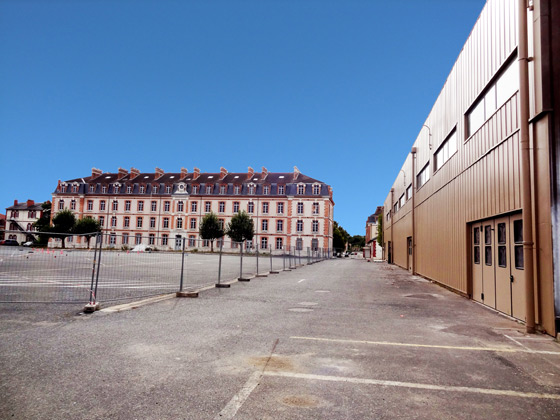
[332,221,350,253]
[377,215,384,249]
[74,217,102,248]
[226,211,254,243]
[33,201,52,245]
[199,212,224,251]
[349,235,365,250]
[51,209,77,249]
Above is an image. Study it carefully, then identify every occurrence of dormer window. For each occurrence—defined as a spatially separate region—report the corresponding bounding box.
[140,185,145,194]
[263,185,269,195]
[220,185,226,195]
[313,184,320,195]
[102,186,107,194]
[165,185,171,194]
[192,185,199,194]
[278,185,285,195]
[127,185,132,194]
[153,185,158,194]
[61,185,67,193]
[297,184,305,195]
[114,185,119,193]
[234,185,240,195]
[248,185,255,195]
[206,185,212,194]
[72,185,78,193]
[89,185,95,193]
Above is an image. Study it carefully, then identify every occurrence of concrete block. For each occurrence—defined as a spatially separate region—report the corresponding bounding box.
[176,291,198,298]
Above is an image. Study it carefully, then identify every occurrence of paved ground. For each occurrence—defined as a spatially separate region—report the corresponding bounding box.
[1,259,559,419]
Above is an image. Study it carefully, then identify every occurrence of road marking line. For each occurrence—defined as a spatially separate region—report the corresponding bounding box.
[290,336,560,355]
[263,371,560,400]
[298,279,306,283]
[214,370,261,420]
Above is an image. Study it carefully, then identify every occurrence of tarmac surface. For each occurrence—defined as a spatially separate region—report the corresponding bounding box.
[1,258,559,419]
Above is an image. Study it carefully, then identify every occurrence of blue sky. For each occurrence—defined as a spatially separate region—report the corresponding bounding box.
[0,0,486,235]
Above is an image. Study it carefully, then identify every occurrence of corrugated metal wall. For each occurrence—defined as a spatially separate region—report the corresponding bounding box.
[383,0,521,295]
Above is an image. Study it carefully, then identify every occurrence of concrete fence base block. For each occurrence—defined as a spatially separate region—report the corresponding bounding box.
[256,274,268,278]
[176,291,198,298]
[238,278,251,282]
[215,283,231,288]
[269,270,280,274]
[83,302,100,313]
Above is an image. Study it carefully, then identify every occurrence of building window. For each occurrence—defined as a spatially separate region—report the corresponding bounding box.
[150,217,156,228]
[277,220,283,232]
[312,203,319,214]
[102,186,107,194]
[178,201,184,212]
[99,216,105,226]
[151,201,157,212]
[70,200,76,210]
[162,234,168,246]
[192,185,198,194]
[164,201,170,212]
[111,216,117,227]
[514,219,524,269]
[233,202,239,213]
[219,219,224,230]
[297,220,303,232]
[177,218,183,229]
[234,185,240,195]
[163,217,169,228]
[137,201,144,212]
[189,236,196,247]
[435,129,457,172]
[276,237,283,250]
[124,216,130,227]
[140,186,145,194]
[467,58,519,138]
[205,201,211,212]
[89,185,95,193]
[126,186,132,194]
[262,219,268,231]
[417,164,430,189]
[406,185,412,200]
[311,239,318,251]
[87,200,93,211]
[298,184,305,195]
[399,194,405,208]
[220,185,226,195]
[149,234,155,245]
[113,185,119,194]
[190,218,197,230]
[153,186,158,194]
[203,239,210,247]
[219,201,225,213]
[206,185,212,194]
[111,200,117,211]
[312,220,319,233]
[297,202,304,214]
[191,202,197,212]
[313,184,320,195]
[278,185,285,195]
[72,185,78,193]
[137,217,143,228]
[394,202,399,214]
[261,237,268,249]
[125,200,131,211]
[262,202,269,214]
[135,234,142,245]
[248,185,255,195]
[109,233,116,245]
[277,202,284,214]
[122,233,129,244]
[248,202,254,213]
[263,185,269,195]
[296,238,303,251]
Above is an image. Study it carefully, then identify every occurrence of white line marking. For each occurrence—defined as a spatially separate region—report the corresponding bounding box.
[290,336,560,355]
[298,279,306,283]
[214,371,261,420]
[263,371,560,400]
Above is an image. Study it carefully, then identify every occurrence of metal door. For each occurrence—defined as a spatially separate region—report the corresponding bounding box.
[472,224,483,303]
[482,222,496,308]
[495,217,512,316]
[510,215,526,321]
[175,235,182,251]
[407,237,413,272]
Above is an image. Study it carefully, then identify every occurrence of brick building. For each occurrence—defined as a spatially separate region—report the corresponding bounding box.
[51,166,334,252]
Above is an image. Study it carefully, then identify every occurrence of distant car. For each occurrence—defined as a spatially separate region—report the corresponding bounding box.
[344,252,350,257]
[23,241,34,247]
[0,239,19,246]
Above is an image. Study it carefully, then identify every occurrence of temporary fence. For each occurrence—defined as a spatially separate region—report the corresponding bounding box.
[0,230,331,306]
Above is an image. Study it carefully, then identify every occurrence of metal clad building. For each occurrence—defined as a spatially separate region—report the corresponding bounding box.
[383,0,559,336]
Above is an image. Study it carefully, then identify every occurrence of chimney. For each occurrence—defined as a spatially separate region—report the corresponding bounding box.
[261,166,268,179]
[155,167,164,180]
[27,200,34,207]
[220,167,228,180]
[193,167,200,180]
[91,168,102,178]
[247,166,254,180]
[130,167,140,180]
[293,166,300,181]
[14,199,18,206]
[180,167,188,180]
[117,167,128,180]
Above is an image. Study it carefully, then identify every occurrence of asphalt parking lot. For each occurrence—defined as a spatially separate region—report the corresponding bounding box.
[1,259,559,419]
